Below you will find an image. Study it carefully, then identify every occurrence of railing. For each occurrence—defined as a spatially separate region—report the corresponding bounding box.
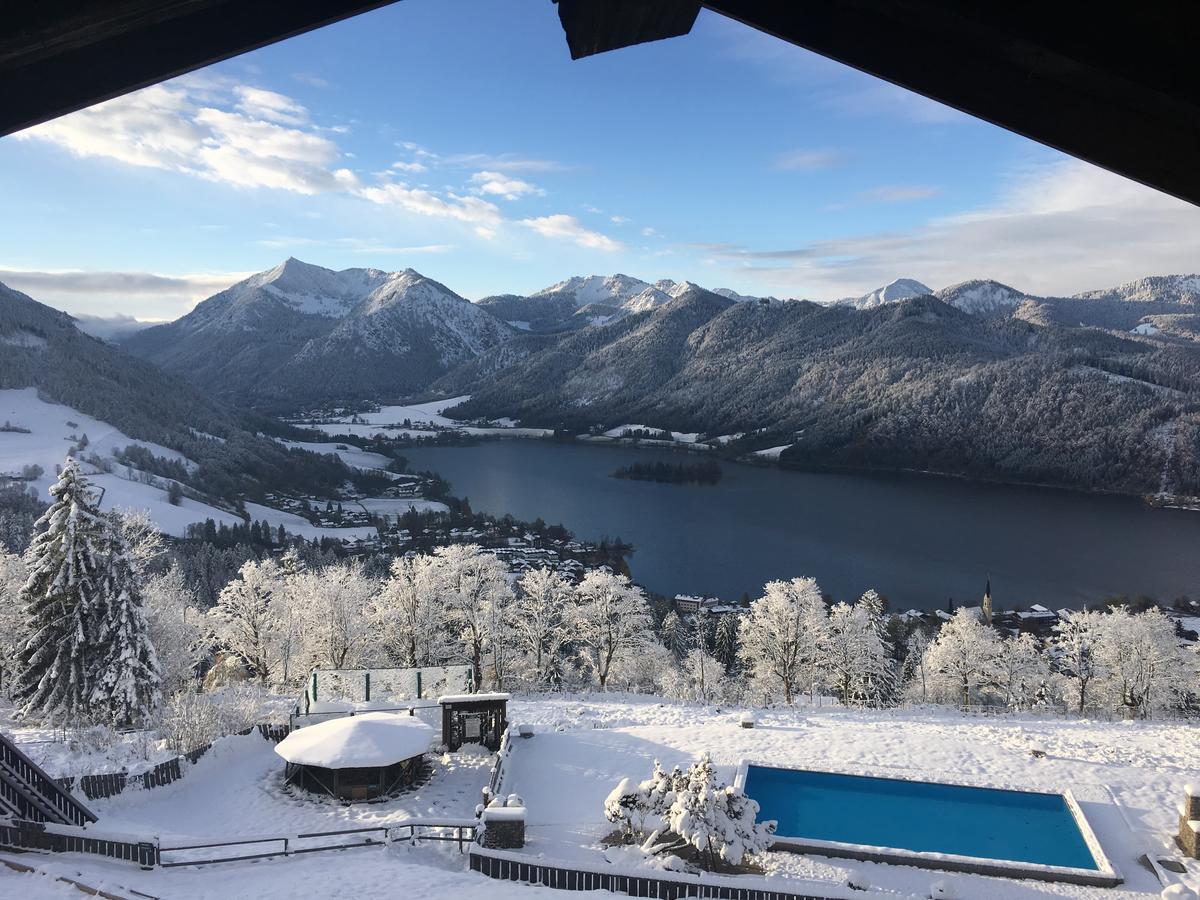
[288,702,440,732]
[0,818,155,868]
[468,845,858,900]
[1,815,477,869]
[156,818,478,868]
[488,727,514,798]
[0,732,95,826]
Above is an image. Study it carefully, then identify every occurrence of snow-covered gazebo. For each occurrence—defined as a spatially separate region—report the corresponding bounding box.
[274,712,435,800]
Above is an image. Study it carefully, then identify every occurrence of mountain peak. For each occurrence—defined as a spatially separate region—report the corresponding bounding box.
[840,278,933,309]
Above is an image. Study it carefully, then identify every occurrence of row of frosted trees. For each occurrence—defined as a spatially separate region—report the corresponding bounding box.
[3,463,1195,729]
[732,577,1197,719]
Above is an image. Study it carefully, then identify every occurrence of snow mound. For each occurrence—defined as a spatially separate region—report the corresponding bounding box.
[274,712,435,768]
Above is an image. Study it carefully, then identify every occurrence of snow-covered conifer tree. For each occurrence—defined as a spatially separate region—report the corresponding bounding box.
[920,608,1001,709]
[511,567,572,686]
[0,549,27,696]
[714,612,740,674]
[90,518,161,726]
[16,460,159,725]
[15,460,109,722]
[667,753,774,868]
[573,569,651,690]
[660,610,687,660]
[738,577,827,704]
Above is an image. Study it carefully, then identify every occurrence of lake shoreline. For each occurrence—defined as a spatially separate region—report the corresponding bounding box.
[404,440,1200,610]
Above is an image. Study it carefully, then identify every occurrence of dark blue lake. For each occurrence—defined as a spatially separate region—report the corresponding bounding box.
[404,441,1200,610]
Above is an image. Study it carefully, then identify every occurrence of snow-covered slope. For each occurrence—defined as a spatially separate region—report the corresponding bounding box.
[532,274,652,308]
[1074,274,1200,304]
[124,260,512,404]
[935,279,1030,316]
[224,257,393,321]
[839,278,933,309]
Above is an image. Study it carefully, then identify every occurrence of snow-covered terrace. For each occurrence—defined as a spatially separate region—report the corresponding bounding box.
[5,694,1198,898]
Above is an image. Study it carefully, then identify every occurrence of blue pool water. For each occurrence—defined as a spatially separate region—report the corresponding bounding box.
[742,766,1099,870]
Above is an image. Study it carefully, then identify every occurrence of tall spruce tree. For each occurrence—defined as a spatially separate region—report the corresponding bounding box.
[15,459,110,723]
[15,459,160,725]
[90,518,161,725]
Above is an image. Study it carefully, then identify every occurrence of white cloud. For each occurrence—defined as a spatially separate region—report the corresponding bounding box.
[709,159,1200,300]
[772,148,848,171]
[391,160,428,173]
[641,226,661,238]
[233,86,309,125]
[16,81,355,196]
[358,182,503,229]
[469,170,544,200]
[292,72,329,89]
[519,215,622,251]
[349,244,455,255]
[859,185,941,203]
[610,215,630,224]
[442,153,567,173]
[0,267,248,319]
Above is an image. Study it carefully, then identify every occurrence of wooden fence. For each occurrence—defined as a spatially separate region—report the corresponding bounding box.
[0,818,158,868]
[468,846,852,900]
[51,722,291,802]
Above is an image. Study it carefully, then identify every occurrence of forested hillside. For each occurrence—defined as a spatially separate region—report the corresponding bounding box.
[445,288,1200,496]
[0,281,360,504]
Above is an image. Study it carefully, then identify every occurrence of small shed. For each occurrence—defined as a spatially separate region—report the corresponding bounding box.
[438,693,509,752]
[274,712,434,800]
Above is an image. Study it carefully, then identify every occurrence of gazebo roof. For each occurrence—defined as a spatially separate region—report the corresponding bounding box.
[275,712,434,768]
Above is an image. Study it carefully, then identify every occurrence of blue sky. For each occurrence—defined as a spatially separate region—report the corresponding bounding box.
[3,0,1199,320]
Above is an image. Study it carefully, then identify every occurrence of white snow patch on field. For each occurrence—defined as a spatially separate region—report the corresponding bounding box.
[275,438,394,472]
[352,498,449,518]
[90,475,241,537]
[331,396,472,428]
[243,502,377,542]
[303,422,440,440]
[0,388,194,493]
[753,444,792,459]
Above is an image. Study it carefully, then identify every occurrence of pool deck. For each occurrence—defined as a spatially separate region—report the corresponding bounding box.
[735,760,1124,888]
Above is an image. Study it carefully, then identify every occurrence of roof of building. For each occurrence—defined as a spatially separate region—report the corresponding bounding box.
[274,712,434,768]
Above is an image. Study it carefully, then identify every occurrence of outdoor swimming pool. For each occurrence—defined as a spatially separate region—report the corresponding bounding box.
[738,763,1120,886]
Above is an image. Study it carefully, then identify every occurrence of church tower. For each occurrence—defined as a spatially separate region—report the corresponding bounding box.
[982,577,993,626]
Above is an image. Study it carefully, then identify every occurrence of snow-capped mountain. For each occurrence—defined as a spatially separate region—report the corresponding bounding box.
[838,278,933,309]
[935,279,1031,316]
[1074,274,1200,305]
[124,260,512,405]
[532,274,653,308]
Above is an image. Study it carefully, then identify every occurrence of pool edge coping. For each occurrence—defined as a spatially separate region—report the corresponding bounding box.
[734,759,1124,888]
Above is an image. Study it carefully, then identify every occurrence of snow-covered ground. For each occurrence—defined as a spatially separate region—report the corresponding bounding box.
[275,439,394,473]
[296,397,551,440]
[0,388,193,496]
[89,474,242,538]
[10,694,1199,898]
[242,502,377,542]
[501,695,1195,898]
[351,497,449,518]
[753,444,793,459]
